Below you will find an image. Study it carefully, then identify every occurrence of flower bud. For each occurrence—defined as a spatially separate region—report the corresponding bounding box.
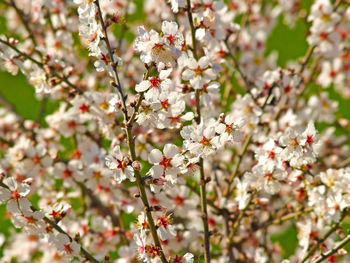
[132,161,141,171]
[111,14,121,24]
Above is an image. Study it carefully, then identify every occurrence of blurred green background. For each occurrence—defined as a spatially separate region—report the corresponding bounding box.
[0,0,350,261]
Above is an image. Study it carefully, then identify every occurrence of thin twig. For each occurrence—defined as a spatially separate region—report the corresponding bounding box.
[186,0,211,262]
[301,209,348,263]
[228,192,255,245]
[1,0,39,50]
[224,135,252,197]
[311,234,350,263]
[94,1,168,262]
[224,39,254,93]
[0,38,84,94]
[36,96,47,124]
[94,0,128,121]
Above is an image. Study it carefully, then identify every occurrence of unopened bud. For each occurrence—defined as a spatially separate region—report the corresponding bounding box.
[117,134,125,142]
[74,232,81,242]
[338,248,347,255]
[111,14,121,24]
[132,161,141,171]
[125,230,132,240]
[110,81,118,88]
[43,54,51,64]
[49,78,59,86]
[130,100,137,107]
[0,170,5,180]
[257,198,269,205]
[9,38,18,45]
[219,113,225,122]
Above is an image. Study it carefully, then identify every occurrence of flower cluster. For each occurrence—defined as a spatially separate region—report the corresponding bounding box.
[0,0,350,263]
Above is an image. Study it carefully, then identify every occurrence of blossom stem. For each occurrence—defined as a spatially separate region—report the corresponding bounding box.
[117,1,130,50]
[76,181,123,230]
[222,209,235,261]
[224,39,254,92]
[338,156,350,168]
[186,0,211,261]
[297,45,316,75]
[300,209,348,263]
[36,96,47,124]
[127,66,152,126]
[294,0,343,109]
[0,38,85,94]
[268,207,313,226]
[198,157,211,263]
[94,0,128,121]
[0,136,13,146]
[185,180,220,212]
[228,192,254,245]
[311,234,350,263]
[41,215,100,263]
[224,135,252,197]
[94,2,168,261]
[1,0,39,51]
[125,126,168,263]
[186,0,198,60]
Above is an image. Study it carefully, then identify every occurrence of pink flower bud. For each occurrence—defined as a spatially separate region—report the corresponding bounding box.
[132,161,141,171]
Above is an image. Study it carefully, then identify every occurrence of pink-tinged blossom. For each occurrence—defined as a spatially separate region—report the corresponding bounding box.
[215,113,245,144]
[156,214,176,241]
[105,146,135,183]
[29,67,50,94]
[182,56,217,90]
[148,144,184,192]
[53,233,80,257]
[0,177,31,213]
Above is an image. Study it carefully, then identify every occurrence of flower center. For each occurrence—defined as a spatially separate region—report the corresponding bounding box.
[160,156,172,169]
[150,77,161,88]
[79,103,90,113]
[174,195,184,206]
[63,168,73,178]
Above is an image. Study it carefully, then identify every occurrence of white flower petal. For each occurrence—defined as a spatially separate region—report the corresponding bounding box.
[149,149,163,164]
[135,80,151,92]
[164,144,178,158]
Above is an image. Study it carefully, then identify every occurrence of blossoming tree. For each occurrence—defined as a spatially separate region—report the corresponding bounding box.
[0,0,350,262]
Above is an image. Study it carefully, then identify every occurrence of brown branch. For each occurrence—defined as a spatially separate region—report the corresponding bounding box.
[0,38,84,94]
[94,1,168,262]
[224,135,252,197]
[301,209,348,263]
[186,0,211,262]
[311,234,350,263]
[94,0,128,121]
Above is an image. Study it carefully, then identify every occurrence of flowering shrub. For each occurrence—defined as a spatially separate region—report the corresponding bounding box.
[0,0,350,262]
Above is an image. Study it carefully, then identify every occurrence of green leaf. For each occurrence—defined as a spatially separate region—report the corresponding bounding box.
[265,16,308,67]
[271,224,298,258]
